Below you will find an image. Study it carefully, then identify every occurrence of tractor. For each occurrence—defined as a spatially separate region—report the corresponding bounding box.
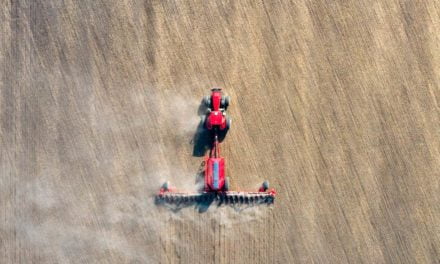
[202,88,231,131]
[156,88,276,205]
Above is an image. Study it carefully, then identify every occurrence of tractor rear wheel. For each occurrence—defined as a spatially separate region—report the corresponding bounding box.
[201,115,206,128]
[226,117,232,130]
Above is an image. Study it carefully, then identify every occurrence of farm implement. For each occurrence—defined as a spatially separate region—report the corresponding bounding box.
[156,88,276,205]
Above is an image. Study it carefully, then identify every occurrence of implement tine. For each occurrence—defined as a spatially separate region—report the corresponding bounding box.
[156,193,205,205]
[157,191,275,206]
[223,193,274,205]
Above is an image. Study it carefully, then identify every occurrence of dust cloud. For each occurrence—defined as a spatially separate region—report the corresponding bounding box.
[2,85,270,263]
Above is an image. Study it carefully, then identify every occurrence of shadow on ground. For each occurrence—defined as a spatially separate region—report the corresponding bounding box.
[192,99,211,157]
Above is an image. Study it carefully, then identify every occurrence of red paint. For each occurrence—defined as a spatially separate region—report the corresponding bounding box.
[205,88,229,131]
[205,136,225,191]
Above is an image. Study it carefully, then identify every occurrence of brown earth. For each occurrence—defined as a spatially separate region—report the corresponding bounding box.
[1,0,439,263]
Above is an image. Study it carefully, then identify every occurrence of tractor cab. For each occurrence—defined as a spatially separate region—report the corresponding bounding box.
[207,110,225,127]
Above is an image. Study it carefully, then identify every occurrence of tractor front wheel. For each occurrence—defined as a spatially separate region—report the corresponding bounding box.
[223,95,231,109]
[222,96,230,109]
[203,96,211,107]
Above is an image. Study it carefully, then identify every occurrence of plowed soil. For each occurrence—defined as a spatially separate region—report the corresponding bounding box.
[1,1,439,263]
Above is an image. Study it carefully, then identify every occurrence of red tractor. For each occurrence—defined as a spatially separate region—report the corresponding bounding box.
[156,89,276,205]
[202,88,231,131]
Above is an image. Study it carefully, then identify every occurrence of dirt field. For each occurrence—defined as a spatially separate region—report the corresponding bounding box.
[1,0,439,263]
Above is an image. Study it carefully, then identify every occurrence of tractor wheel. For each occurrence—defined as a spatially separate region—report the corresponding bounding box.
[222,96,230,109]
[262,180,269,191]
[201,115,206,128]
[203,96,211,107]
[220,96,230,109]
[226,117,232,130]
[224,177,230,191]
